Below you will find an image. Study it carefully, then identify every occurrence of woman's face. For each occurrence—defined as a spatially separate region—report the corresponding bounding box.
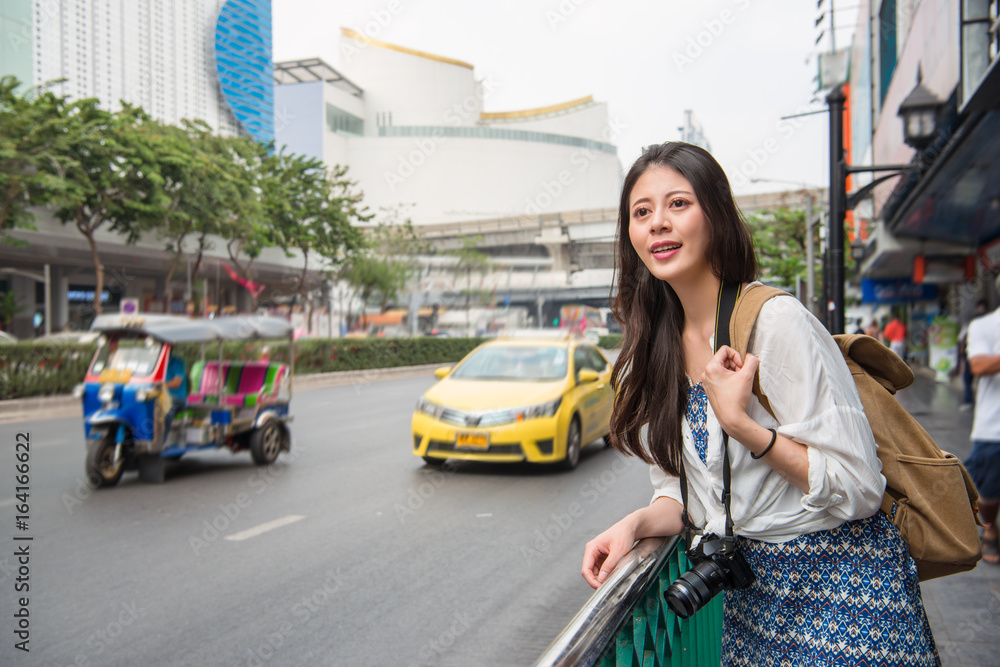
[627,166,711,286]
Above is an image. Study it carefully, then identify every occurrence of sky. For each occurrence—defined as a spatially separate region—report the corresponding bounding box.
[272,0,859,196]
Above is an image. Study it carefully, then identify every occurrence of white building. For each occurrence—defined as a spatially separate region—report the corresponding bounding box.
[274,28,624,226]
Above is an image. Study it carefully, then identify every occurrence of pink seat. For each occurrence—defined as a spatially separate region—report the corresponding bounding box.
[223,363,270,406]
[188,362,229,404]
[237,364,268,393]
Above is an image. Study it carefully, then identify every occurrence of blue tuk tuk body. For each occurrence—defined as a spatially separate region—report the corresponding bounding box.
[78,313,295,486]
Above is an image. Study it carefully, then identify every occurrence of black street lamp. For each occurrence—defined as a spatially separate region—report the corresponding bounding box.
[850,238,867,263]
[898,74,944,150]
[824,75,941,333]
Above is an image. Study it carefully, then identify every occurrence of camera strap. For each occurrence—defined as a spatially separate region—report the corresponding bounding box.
[678,280,742,550]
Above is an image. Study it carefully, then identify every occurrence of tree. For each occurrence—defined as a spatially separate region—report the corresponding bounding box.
[451,235,491,331]
[148,121,261,304]
[0,76,74,242]
[747,207,817,291]
[45,100,167,315]
[218,140,272,311]
[263,151,366,331]
[338,211,426,330]
[0,291,25,330]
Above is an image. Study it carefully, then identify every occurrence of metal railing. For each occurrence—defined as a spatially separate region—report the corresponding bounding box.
[533,536,723,667]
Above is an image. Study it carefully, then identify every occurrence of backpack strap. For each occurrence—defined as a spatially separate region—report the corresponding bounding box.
[678,281,742,549]
[728,283,790,420]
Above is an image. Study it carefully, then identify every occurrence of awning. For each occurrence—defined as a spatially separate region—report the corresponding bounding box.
[90,314,293,343]
[885,111,1000,246]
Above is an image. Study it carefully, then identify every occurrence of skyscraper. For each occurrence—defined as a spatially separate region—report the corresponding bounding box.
[4,0,273,144]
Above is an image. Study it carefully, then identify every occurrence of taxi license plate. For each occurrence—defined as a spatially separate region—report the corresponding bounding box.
[455,431,489,450]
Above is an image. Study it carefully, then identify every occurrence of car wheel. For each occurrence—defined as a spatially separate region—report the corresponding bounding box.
[250,421,282,465]
[85,431,124,488]
[561,417,582,470]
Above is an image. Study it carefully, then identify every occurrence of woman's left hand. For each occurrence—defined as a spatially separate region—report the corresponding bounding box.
[701,346,759,434]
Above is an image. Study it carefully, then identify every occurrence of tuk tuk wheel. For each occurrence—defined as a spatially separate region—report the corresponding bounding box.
[250,421,282,465]
[86,432,124,488]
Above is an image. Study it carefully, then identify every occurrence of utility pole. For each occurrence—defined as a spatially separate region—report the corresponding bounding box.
[827,84,847,334]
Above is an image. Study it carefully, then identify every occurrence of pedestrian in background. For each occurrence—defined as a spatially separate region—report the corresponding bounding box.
[580,142,939,665]
[864,319,882,342]
[884,313,907,360]
[963,281,1000,565]
[958,300,987,411]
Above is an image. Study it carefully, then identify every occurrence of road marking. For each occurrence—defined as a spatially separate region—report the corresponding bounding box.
[224,515,305,542]
[0,499,15,509]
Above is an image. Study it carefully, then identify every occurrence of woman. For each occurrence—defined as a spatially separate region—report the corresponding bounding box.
[581,142,939,665]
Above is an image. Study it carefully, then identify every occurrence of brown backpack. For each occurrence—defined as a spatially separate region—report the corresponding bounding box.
[731,283,983,581]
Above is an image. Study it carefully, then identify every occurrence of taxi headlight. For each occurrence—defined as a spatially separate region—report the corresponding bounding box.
[72,384,85,399]
[97,384,115,403]
[478,398,563,426]
[416,397,445,419]
[135,387,151,402]
[519,397,563,421]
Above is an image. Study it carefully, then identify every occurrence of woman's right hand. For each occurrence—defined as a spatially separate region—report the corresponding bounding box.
[582,498,685,589]
[582,514,639,589]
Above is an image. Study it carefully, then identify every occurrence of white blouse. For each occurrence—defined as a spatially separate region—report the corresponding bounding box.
[649,291,886,543]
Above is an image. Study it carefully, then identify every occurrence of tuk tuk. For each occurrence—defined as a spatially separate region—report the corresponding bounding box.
[76,313,295,486]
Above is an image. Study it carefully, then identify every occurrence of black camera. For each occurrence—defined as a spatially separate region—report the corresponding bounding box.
[664,534,756,619]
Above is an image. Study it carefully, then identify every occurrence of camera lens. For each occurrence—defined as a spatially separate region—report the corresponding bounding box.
[664,558,728,619]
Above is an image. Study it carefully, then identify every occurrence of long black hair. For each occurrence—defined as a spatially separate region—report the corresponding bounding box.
[609,142,757,475]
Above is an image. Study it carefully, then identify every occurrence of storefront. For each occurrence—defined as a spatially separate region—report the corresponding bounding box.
[67,285,121,331]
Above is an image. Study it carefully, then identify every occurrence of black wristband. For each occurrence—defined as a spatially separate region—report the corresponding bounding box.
[751,428,778,460]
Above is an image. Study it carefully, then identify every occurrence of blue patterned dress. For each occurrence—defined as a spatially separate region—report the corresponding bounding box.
[685,382,940,666]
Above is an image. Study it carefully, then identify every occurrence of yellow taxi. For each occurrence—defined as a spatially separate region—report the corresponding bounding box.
[411,332,614,469]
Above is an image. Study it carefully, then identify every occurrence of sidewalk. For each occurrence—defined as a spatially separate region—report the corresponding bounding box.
[896,369,1000,666]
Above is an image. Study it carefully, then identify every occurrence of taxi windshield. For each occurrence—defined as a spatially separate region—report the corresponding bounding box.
[451,345,567,381]
[91,337,164,378]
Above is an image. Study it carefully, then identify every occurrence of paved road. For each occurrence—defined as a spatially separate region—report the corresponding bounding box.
[0,375,652,667]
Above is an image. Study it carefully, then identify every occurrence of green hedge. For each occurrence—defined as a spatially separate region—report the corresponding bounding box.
[0,337,486,401]
[598,333,623,349]
[171,337,485,375]
[0,343,98,401]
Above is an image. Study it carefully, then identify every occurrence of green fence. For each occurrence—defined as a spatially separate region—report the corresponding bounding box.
[534,537,723,667]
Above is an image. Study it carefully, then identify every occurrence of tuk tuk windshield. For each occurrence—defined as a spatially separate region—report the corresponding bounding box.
[91,337,164,378]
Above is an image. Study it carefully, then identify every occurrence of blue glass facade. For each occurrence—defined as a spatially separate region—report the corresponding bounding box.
[215,0,274,145]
